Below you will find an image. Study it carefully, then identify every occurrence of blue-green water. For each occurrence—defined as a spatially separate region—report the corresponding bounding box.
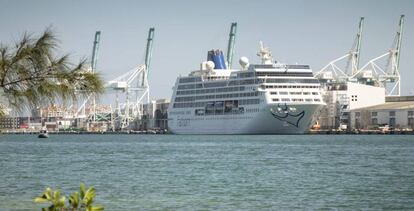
[0,135,413,210]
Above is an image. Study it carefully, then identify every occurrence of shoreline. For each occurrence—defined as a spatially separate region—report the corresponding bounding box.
[1,130,413,135]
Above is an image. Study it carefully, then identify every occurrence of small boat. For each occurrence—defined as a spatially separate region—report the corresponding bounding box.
[38,129,49,138]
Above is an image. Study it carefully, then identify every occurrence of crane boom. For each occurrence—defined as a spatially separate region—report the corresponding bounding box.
[355,17,364,72]
[396,15,404,69]
[226,22,237,69]
[145,27,155,75]
[91,31,101,72]
[142,28,154,87]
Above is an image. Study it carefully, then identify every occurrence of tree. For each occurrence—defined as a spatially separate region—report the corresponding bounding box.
[0,28,104,114]
[34,183,104,211]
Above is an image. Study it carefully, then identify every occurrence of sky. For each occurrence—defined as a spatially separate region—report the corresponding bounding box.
[1,0,414,101]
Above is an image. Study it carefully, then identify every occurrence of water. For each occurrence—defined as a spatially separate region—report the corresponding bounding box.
[0,135,413,210]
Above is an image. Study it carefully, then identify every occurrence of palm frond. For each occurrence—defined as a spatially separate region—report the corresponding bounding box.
[0,29,104,116]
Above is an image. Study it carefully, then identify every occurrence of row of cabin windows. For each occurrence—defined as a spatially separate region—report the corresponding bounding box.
[196,100,242,116]
[196,107,258,116]
[251,64,310,69]
[271,91,319,95]
[177,79,257,90]
[272,98,320,102]
[179,77,202,83]
[175,92,259,102]
[245,108,260,113]
[265,78,319,84]
[205,76,229,80]
[195,106,260,116]
[264,85,319,89]
[177,78,320,90]
[173,98,260,108]
[236,72,255,78]
[176,86,246,95]
[233,71,315,78]
[255,71,314,77]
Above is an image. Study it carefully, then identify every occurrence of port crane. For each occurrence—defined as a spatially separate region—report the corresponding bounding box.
[351,15,404,96]
[75,28,155,130]
[75,31,105,121]
[107,27,154,130]
[316,15,405,96]
[315,17,364,83]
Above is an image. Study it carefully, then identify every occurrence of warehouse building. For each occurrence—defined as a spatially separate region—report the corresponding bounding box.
[350,96,414,130]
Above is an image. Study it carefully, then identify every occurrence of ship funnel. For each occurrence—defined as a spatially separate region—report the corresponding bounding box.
[207,50,227,69]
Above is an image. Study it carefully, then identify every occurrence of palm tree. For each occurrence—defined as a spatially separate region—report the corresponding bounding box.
[0,28,104,114]
[33,187,66,211]
[34,183,104,211]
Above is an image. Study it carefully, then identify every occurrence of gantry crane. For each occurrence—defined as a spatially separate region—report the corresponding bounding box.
[75,28,155,131]
[351,15,405,96]
[315,17,365,83]
[107,27,155,130]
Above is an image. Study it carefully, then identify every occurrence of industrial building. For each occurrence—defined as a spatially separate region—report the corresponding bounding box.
[350,96,414,130]
[137,99,169,131]
[318,82,385,129]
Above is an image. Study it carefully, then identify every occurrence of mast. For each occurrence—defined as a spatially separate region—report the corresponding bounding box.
[226,22,237,69]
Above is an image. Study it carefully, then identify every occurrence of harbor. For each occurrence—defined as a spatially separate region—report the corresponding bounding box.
[1,0,414,210]
[1,16,413,134]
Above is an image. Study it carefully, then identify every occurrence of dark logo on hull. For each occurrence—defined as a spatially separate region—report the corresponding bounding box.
[270,103,305,127]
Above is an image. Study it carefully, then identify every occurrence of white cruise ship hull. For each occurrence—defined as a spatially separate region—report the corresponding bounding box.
[168,103,322,135]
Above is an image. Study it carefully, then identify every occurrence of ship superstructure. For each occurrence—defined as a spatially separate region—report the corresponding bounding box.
[167,43,325,134]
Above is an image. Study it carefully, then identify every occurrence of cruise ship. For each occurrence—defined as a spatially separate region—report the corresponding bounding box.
[167,43,325,134]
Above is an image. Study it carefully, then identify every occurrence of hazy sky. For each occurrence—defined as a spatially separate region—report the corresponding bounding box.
[1,0,414,100]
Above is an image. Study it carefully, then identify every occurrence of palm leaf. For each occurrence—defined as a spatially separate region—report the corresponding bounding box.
[0,29,104,116]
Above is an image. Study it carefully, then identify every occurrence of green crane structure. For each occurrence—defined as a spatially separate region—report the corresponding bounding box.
[354,17,364,74]
[395,15,404,71]
[91,31,101,72]
[226,22,237,69]
[142,27,155,87]
[90,31,101,123]
[353,15,405,96]
[315,17,365,81]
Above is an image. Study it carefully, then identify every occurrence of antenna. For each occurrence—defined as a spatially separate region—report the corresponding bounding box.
[257,41,273,64]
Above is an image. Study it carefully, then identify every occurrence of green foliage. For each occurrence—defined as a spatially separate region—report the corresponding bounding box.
[33,187,66,211]
[34,183,104,211]
[0,28,104,113]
